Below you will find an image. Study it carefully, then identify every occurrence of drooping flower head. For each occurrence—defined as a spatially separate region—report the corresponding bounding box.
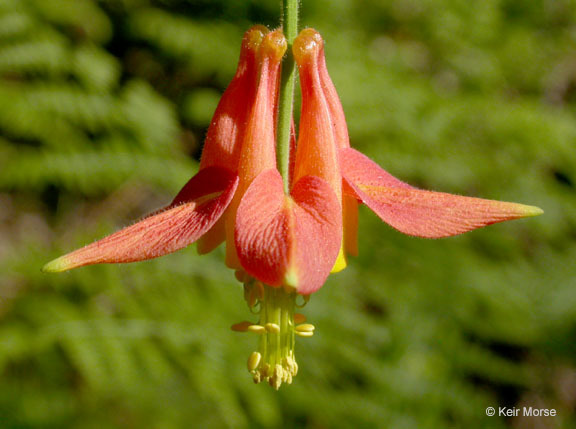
[43,25,542,389]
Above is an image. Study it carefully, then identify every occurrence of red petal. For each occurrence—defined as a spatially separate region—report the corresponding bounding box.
[43,167,238,272]
[292,31,341,196]
[340,149,543,238]
[235,169,342,294]
[291,174,343,293]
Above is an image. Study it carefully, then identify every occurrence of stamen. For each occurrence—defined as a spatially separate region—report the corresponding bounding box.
[247,324,266,334]
[233,281,314,389]
[247,351,262,371]
[265,323,280,333]
[295,323,315,333]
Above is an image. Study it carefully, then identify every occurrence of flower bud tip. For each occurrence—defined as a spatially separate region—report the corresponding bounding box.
[259,30,287,63]
[243,25,269,52]
[293,28,323,64]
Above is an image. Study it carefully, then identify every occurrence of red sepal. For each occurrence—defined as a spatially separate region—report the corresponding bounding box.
[43,167,238,272]
[340,148,542,238]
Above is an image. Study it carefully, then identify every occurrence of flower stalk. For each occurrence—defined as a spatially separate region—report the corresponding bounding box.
[276,0,299,193]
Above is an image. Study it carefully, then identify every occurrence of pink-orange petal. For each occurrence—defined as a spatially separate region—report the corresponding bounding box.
[340,150,543,238]
[235,169,341,294]
[43,167,238,272]
[340,147,415,191]
[290,174,343,294]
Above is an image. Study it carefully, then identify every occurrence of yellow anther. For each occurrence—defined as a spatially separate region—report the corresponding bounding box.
[294,313,307,324]
[270,364,284,390]
[230,321,253,332]
[247,324,266,334]
[275,364,284,379]
[247,351,261,372]
[295,323,315,333]
[296,331,314,338]
[265,323,280,333]
[261,363,270,377]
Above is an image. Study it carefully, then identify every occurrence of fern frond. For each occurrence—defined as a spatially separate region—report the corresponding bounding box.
[0,148,195,193]
[129,8,241,84]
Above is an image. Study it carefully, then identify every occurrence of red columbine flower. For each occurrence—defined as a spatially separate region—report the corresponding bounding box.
[44,26,542,389]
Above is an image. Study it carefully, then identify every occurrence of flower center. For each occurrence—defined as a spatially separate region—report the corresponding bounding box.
[231,274,314,389]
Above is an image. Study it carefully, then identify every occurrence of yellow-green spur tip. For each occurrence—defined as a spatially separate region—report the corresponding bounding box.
[522,205,544,217]
[41,256,70,273]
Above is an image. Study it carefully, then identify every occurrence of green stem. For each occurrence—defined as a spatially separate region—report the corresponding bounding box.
[277,0,299,194]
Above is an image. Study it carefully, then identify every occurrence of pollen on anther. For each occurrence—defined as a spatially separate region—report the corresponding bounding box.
[295,323,315,333]
[247,351,262,371]
[296,331,314,338]
[247,324,266,334]
[265,323,280,333]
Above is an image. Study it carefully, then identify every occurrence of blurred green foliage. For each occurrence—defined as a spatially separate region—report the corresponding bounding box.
[1,0,575,427]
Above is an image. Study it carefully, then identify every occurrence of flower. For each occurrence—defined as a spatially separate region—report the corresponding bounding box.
[43,26,542,389]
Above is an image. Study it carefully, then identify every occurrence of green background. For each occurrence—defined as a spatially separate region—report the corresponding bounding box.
[1,0,574,427]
